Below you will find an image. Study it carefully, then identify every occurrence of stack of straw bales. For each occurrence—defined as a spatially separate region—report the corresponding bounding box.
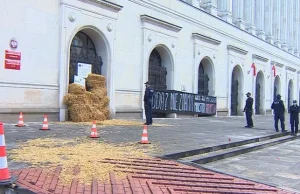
[63,74,110,122]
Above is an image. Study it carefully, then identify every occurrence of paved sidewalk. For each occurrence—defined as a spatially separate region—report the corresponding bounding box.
[4,115,286,156]
[3,114,300,193]
[203,140,300,193]
[10,158,295,194]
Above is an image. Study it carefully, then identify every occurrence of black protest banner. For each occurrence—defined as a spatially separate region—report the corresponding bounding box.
[151,90,217,115]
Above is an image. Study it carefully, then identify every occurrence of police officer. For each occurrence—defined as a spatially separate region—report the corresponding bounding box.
[143,81,154,125]
[289,100,299,136]
[271,94,286,132]
[243,92,254,128]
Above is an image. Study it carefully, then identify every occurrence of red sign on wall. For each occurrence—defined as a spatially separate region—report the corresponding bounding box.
[5,59,21,70]
[5,50,21,60]
[4,50,21,70]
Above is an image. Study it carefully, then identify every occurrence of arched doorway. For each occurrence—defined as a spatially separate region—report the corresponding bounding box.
[198,57,214,96]
[67,28,110,120]
[148,46,173,90]
[231,65,243,116]
[273,76,281,101]
[148,46,173,118]
[288,80,294,109]
[255,71,265,114]
[69,31,103,86]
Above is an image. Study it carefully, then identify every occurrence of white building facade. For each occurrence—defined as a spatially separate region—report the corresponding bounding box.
[0,0,300,121]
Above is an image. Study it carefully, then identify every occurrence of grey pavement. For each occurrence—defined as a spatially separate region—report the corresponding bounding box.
[203,140,300,193]
[2,114,300,193]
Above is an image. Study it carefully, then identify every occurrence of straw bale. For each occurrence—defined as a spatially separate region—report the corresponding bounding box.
[68,83,86,94]
[86,80,106,89]
[85,92,101,103]
[99,97,110,109]
[64,94,91,106]
[91,108,106,121]
[68,104,93,122]
[68,102,108,122]
[63,94,74,106]
[91,88,107,97]
[64,74,110,122]
[102,108,110,119]
[86,74,106,82]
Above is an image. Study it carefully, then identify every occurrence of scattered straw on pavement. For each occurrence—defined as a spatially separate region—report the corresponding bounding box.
[9,138,161,185]
[52,119,171,127]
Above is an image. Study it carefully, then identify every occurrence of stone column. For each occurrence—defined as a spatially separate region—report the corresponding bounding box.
[272,0,281,47]
[217,0,233,23]
[232,0,245,29]
[255,0,265,40]
[293,0,299,56]
[200,0,218,16]
[288,0,294,53]
[264,0,273,44]
[280,0,288,51]
[243,0,255,35]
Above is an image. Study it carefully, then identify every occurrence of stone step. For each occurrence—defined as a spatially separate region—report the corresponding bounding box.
[187,135,298,164]
[162,132,290,160]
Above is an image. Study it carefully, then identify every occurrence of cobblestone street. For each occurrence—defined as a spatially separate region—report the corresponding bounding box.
[3,114,300,193]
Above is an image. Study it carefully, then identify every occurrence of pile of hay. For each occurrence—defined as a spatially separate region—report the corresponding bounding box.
[8,138,159,185]
[63,74,110,122]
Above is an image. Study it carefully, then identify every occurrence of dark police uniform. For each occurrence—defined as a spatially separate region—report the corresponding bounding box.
[271,95,286,132]
[289,101,299,136]
[144,82,154,125]
[244,93,254,127]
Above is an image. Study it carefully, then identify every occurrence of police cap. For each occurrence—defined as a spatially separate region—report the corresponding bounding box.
[293,100,297,103]
[276,94,281,99]
[246,92,251,95]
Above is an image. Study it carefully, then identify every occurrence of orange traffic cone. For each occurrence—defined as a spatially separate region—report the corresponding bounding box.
[40,114,51,130]
[0,122,12,181]
[90,121,99,138]
[139,125,151,144]
[15,112,25,127]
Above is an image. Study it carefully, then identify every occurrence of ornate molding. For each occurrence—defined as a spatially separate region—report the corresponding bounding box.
[140,14,182,33]
[271,61,284,68]
[227,45,248,55]
[286,66,297,72]
[252,54,269,63]
[192,33,221,45]
[78,0,123,12]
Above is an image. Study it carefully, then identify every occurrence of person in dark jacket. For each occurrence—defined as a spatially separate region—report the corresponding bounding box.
[289,100,299,136]
[271,94,286,132]
[143,81,154,125]
[243,92,254,128]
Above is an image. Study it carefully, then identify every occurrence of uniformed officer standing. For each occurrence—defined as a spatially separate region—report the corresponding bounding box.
[271,94,286,132]
[289,100,299,136]
[243,92,254,128]
[143,81,154,125]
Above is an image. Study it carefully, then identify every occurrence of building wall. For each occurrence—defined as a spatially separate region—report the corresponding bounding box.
[0,0,300,121]
[0,0,60,116]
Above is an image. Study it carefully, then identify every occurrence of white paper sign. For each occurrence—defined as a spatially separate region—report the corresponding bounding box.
[74,75,86,86]
[77,63,92,78]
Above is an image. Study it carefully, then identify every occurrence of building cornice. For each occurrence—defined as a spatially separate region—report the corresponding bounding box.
[286,66,297,72]
[252,54,269,63]
[77,0,123,12]
[227,45,248,55]
[192,33,221,45]
[271,61,284,68]
[140,14,182,33]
